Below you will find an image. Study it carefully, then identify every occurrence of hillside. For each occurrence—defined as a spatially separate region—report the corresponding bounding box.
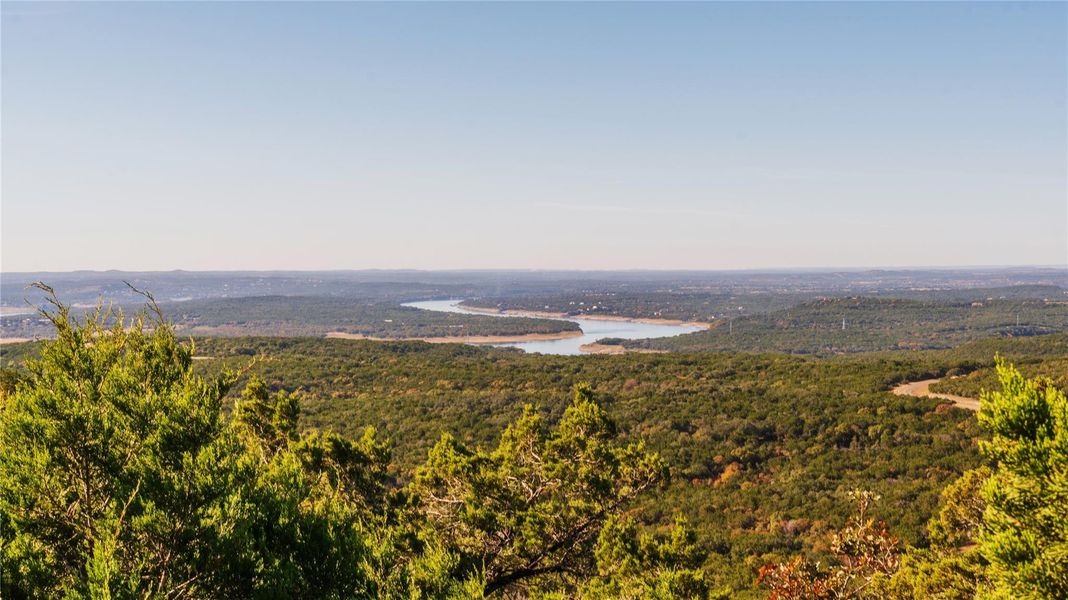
[1,296,580,340]
[461,284,1066,323]
[182,336,996,594]
[3,324,1065,596]
[614,297,1068,354]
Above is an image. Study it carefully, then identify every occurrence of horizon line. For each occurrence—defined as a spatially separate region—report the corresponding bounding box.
[2,264,1066,277]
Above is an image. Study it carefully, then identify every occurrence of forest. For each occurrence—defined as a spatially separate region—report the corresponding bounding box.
[461,285,1066,323]
[5,273,1064,358]
[1,296,579,340]
[2,292,1065,598]
[611,297,1068,354]
[159,297,579,338]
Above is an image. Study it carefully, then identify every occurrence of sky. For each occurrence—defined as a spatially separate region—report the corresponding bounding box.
[2,1,1066,272]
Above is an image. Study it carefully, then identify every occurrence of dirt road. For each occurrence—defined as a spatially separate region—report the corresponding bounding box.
[891,379,980,412]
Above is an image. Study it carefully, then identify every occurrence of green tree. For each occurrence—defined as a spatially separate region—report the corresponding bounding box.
[977,358,1068,599]
[221,376,385,598]
[0,286,379,598]
[407,384,671,597]
[1,289,700,599]
[766,361,1068,600]
[0,288,248,597]
[574,515,716,599]
[872,468,992,599]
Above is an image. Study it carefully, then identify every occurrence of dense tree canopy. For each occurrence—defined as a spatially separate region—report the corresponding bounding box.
[0,289,383,598]
[0,291,695,598]
[408,385,672,596]
[762,361,1067,600]
[2,289,1064,598]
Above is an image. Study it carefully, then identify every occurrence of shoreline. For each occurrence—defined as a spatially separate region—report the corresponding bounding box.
[0,337,34,345]
[0,309,36,317]
[325,330,584,345]
[579,342,667,355]
[458,304,712,330]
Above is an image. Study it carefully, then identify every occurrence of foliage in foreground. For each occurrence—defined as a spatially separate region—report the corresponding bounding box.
[0,292,706,598]
[761,361,1067,599]
[3,329,996,595]
[976,358,1068,598]
[3,290,1062,599]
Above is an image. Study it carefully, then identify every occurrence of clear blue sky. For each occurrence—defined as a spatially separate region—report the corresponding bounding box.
[3,1,1065,271]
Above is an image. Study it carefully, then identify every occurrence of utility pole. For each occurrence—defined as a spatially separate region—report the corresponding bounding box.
[842,318,846,331]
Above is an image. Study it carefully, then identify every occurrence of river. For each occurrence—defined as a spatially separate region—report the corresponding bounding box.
[403,299,704,355]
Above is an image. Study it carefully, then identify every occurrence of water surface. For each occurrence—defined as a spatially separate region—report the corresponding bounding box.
[404,299,703,355]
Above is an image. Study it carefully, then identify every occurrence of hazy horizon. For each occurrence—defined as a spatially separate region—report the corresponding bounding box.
[3,2,1066,272]
[3,264,1068,276]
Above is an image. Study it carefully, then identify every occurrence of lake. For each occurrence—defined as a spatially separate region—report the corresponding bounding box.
[404,299,704,355]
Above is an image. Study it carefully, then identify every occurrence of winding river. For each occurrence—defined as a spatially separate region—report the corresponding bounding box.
[404,299,705,355]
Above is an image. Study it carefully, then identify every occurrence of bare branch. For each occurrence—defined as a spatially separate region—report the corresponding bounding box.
[122,280,165,324]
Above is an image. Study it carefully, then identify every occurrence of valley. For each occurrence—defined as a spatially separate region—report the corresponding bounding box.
[1,269,1065,597]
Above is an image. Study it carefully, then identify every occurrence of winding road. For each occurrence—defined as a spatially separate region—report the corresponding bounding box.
[891,379,980,412]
